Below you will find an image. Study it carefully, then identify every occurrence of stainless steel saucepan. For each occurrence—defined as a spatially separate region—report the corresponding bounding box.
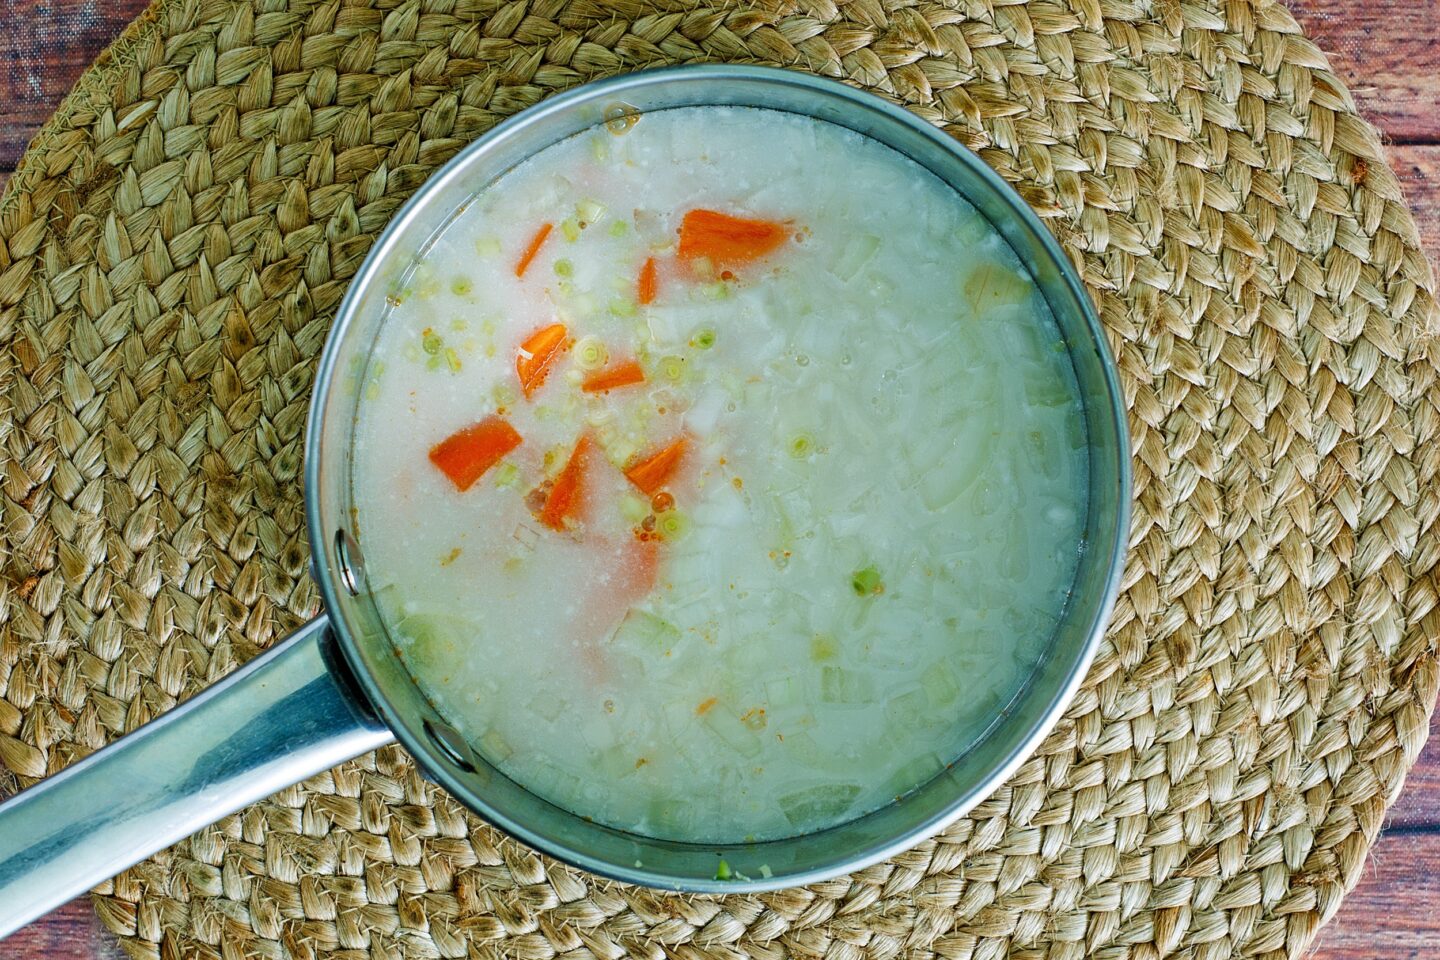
[0,65,1130,938]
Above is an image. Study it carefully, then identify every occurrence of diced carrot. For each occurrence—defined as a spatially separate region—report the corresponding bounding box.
[677,209,789,266]
[695,697,718,716]
[637,256,659,304]
[428,417,522,492]
[582,359,646,393]
[516,322,569,398]
[515,222,553,278]
[625,438,687,496]
[539,436,591,531]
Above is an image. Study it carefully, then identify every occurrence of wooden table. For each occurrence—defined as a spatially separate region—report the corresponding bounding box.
[0,1,1435,957]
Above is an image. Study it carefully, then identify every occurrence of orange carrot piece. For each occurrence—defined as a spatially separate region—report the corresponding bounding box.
[637,257,659,304]
[515,222,554,278]
[539,435,591,531]
[677,209,788,265]
[516,322,569,398]
[695,697,718,716]
[428,417,522,492]
[625,438,687,496]
[582,359,646,393]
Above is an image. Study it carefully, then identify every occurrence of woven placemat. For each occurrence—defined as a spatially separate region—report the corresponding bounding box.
[2,0,1438,957]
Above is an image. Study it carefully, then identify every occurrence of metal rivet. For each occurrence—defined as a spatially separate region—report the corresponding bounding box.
[334,529,364,596]
[424,719,477,772]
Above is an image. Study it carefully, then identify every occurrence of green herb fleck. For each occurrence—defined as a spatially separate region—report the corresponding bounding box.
[692,328,716,350]
[851,565,883,597]
[609,219,629,238]
[658,511,689,541]
[494,462,520,490]
[714,859,733,881]
[659,356,686,382]
[788,433,815,459]
[554,258,574,278]
[451,277,473,296]
[810,635,837,662]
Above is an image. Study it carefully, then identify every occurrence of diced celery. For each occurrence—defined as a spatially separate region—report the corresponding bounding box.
[778,783,861,827]
[885,686,929,728]
[576,199,607,226]
[832,233,880,281]
[479,730,513,762]
[820,666,874,703]
[921,664,961,707]
[765,675,802,710]
[596,743,640,780]
[962,260,1031,313]
[885,753,945,798]
[703,707,762,758]
[612,608,681,652]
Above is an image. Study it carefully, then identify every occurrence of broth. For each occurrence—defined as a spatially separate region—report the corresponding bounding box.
[352,106,1088,843]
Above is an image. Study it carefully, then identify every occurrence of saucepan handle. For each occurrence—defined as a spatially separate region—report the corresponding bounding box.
[0,614,395,939]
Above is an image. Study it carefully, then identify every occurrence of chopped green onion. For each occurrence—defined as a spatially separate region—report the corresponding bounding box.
[422,330,443,355]
[554,258,574,278]
[659,356,686,382]
[692,328,716,349]
[759,864,773,879]
[451,277,473,296]
[493,462,520,490]
[574,335,609,370]
[788,433,815,459]
[657,511,689,541]
[561,218,582,242]
[444,347,462,373]
[608,298,638,318]
[609,219,629,238]
[474,237,502,256]
[701,281,731,300]
[426,355,442,371]
[364,381,380,400]
[576,199,607,226]
[851,565,883,597]
[590,137,609,162]
[714,859,733,881]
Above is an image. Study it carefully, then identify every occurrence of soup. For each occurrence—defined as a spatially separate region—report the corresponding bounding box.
[352,106,1088,844]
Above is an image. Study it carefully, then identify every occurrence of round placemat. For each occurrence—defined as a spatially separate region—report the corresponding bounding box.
[3,0,1438,958]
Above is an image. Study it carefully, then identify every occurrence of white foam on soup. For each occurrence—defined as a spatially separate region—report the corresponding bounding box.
[352,106,1089,843]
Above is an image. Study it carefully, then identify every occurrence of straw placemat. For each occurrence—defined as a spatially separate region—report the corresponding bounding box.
[2,0,1437,957]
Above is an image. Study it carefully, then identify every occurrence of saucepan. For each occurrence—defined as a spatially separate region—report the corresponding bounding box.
[0,65,1129,938]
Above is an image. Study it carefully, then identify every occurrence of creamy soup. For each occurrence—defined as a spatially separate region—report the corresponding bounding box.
[352,106,1088,843]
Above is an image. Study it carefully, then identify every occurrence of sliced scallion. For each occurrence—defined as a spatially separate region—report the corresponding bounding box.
[574,335,609,370]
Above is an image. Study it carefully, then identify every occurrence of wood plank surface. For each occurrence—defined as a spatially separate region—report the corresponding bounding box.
[1291,0,1440,144]
[0,0,152,170]
[0,1,1437,958]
